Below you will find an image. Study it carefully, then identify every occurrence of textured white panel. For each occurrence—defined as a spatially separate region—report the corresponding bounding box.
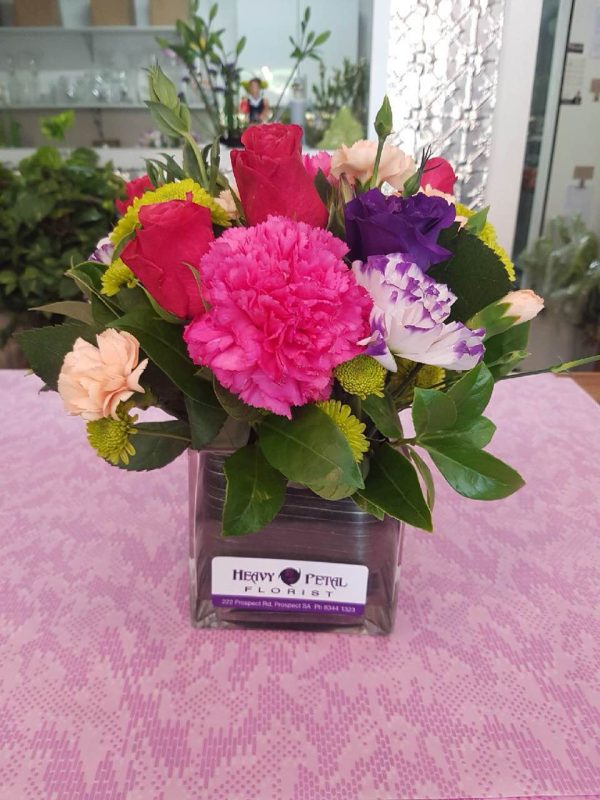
[386,0,505,206]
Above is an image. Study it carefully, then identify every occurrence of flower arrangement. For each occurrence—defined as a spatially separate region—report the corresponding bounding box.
[18,67,593,537]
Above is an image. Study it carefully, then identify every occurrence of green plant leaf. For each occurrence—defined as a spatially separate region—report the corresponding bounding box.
[407,446,435,509]
[484,322,530,378]
[464,206,489,235]
[258,406,364,500]
[423,440,524,500]
[222,444,287,536]
[352,492,385,520]
[355,444,432,531]
[117,420,190,471]
[32,300,93,325]
[213,379,265,423]
[108,309,226,446]
[362,390,403,439]
[412,388,457,436]
[15,321,94,390]
[429,228,512,322]
[447,362,494,428]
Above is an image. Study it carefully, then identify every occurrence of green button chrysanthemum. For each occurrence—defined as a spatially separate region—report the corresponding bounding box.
[455,202,516,282]
[86,405,138,466]
[100,257,137,297]
[316,400,369,463]
[334,355,386,400]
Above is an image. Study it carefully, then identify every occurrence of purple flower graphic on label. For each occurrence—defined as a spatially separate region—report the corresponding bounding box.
[279,568,301,586]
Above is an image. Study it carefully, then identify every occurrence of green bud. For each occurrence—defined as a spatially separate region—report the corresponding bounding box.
[374,95,393,139]
[402,171,421,197]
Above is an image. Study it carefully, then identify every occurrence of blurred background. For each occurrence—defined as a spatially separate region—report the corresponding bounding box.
[1,0,599,379]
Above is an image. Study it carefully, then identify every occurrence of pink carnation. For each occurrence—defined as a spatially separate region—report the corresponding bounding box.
[184,216,372,417]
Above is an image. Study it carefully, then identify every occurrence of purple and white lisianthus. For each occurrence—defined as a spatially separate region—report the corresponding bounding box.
[89,236,114,265]
[353,254,485,371]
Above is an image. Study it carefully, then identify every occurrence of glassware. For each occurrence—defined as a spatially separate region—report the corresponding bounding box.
[189,451,405,635]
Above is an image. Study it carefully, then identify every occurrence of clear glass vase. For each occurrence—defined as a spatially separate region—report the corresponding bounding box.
[188,451,405,635]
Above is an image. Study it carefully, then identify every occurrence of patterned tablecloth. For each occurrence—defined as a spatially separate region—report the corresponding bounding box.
[0,370,599,800]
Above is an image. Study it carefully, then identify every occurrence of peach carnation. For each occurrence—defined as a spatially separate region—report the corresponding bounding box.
[331,140,416,188]
[58,330,147,421]
[184,216,372,417]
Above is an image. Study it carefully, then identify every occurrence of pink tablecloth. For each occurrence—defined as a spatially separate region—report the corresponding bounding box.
[0,370,599,800]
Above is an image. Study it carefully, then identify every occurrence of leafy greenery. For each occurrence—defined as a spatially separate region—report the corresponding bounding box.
[0,145,122,346]
[429,226,512,322]
[354,445,432,531]
[15,321,94,390]
[222,444,287,536]
[259,406,364,501]
[311,58,369,133]
[117,420,191,471]
[519,214,600,349]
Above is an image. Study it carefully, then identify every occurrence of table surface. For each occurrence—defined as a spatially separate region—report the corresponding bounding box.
[0,370,599,800]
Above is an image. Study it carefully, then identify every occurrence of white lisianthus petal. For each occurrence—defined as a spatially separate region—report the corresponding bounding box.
[353,254,486,372]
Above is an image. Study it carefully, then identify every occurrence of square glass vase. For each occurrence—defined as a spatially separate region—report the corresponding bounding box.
[189,450,405,635]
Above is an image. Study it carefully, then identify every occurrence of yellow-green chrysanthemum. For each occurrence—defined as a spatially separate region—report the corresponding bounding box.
[109,178,230,246]
[86,404,138,465]
[455,202,516,282]
[391,358,446,405]
[316,400,369,463]
[334,355,386,400]
[100,257,137,296]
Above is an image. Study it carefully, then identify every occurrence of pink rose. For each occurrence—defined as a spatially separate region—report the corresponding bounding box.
[330,140,416,188]
[420,157,457,195]
[302,151,336,183]
[116,174,153,215]
[120,199,214,319]
[58,330,147,421]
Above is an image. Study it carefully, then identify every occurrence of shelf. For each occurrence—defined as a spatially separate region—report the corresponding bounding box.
[0,26,173,34]
[2,103,205,111]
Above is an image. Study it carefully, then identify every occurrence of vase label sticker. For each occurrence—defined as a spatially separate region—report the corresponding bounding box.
[211,556,369,616]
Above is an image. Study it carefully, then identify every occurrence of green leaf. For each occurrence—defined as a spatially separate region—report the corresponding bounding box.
[412,388,457,436]
[185,395,226,449]
[15,322,93,390]
[145,101,189,138]
[313,31,331,47]
[313,168,332,206]
[117,420,190,471]
[222,444,287,536]
[32,300,93,326]
[447,363,494,428]
[355,444,432,531]
[213,379,264,423]
[428,416,497,449]
[423,441,524,500]
[258,406,364,501]
[464,206,489,235]
[429,228,512,322]
[406,447,435,509]
[108,309,226,446]
[352,492,385,520]
[484,322,530,378]
[363,391,403,439]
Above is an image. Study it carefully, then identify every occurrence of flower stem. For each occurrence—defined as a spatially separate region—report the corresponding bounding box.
[369,137,386,189]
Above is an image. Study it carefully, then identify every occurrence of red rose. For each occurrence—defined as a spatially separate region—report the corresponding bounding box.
[231,123,328,227]
[120,200,213,319]
[420,157,457,195]
[116,174,153,215]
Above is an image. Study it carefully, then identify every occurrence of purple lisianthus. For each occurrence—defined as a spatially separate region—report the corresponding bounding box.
[344,188,456,270]
[352,253,485,372]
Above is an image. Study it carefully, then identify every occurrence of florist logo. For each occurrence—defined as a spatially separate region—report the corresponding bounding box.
[279,568,301,586]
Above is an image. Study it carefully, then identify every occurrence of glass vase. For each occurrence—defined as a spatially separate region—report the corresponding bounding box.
[188,451,405,635]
